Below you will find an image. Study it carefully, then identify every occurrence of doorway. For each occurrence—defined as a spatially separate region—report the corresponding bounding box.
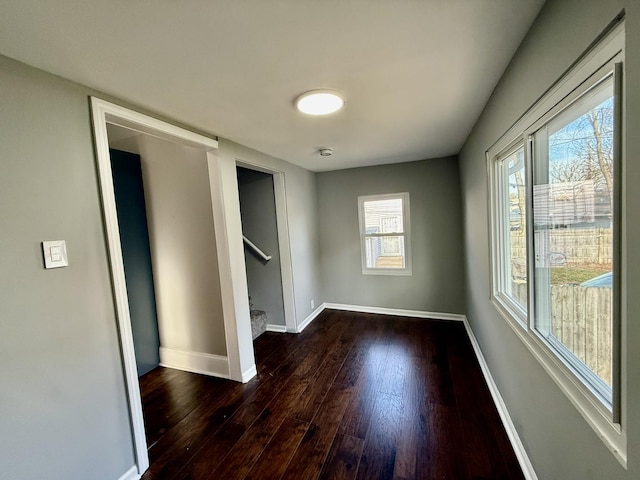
[91,98,259,475]
[237,166,285,339]
[236,161,297,334]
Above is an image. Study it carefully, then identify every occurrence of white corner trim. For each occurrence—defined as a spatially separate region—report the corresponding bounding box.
[266,324,288,333]
[323,303,466,322]
[462,317,538,480]
[116,466,140,480]
[159,347,230,379]
[296,303,327,333]
[242,364,258,383]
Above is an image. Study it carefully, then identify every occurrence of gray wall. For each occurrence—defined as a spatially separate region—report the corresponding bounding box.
[219,139,323,325]
[317,158,465,314]
[0,56,134,479]
[0,54,324,479]
[459,1,640,478]
[237,167,286,326]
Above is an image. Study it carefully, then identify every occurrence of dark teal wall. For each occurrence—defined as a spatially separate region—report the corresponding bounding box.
[111,149,160,376]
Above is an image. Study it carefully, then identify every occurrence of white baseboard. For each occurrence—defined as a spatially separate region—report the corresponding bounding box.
[323,303,466,322]
[266,324,287,333]
[462,317,538,480]
[116,466,140,480]
[159,347,230,379]
[296,303,326,333]
[242,364,258,383]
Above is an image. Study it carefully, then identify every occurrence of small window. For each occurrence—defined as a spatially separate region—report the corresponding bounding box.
[358,193,411,275]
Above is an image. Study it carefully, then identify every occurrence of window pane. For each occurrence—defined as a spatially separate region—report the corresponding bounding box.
[533,77,614,393]
[363,198,404,233]
[503,146,527,309]
[360,193,411,274]
[364,235,405,269]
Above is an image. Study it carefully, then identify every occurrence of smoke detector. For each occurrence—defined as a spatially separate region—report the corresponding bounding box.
[319,148,333,157]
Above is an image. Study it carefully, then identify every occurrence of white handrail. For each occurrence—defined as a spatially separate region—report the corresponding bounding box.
[243,235,272,262]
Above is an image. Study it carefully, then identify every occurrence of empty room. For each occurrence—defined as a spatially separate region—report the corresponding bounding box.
[1,1,639,480]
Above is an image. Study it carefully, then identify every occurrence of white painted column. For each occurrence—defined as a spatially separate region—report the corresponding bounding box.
[207,150,257,382]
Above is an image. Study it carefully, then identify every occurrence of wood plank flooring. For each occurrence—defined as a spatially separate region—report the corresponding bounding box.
[139,310,525,480]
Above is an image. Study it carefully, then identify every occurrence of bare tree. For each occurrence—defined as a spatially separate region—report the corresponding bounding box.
[549,158,588,183]
[549,99,614,208]
[587,109,614,207]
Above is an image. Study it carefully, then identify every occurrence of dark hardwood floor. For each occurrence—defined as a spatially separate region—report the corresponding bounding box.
[139,310,525,480]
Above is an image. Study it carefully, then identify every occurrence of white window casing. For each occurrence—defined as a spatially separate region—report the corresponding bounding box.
[486,20,626,466]
[358,192,412,276]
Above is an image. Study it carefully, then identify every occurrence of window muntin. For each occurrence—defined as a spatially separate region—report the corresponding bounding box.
[359,193,411,275]
[532,75,615,405]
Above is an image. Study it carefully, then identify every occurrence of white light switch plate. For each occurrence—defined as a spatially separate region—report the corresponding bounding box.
[42,240,68,269]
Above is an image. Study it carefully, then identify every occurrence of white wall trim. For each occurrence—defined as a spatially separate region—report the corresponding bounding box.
[324,303,466,322]
[90,97,253,475]
[462,317,538,480]
[91,98,155,475]
[266,324,287,333]
[115,466,140,480]
[296,303,326,332]
[207,150,256,383]
[242,365,258,383]
[235,160,297,334]
[159,347,230,379]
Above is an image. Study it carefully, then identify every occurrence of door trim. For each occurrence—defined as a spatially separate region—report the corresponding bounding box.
[90,97,255,475]
[236,161,297,333]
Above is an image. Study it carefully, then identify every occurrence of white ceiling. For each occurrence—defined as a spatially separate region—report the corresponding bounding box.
[0,0,545,171]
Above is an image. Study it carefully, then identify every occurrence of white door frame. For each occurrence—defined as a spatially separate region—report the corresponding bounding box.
[90,97,256,476]
[236,161,297,333]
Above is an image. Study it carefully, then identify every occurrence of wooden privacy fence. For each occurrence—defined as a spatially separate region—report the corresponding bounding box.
[511,283,611,386]
[510,228,613,265]
[551,284,612,385]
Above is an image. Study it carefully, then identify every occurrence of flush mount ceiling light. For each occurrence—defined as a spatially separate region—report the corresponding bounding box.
[295,90,345,115]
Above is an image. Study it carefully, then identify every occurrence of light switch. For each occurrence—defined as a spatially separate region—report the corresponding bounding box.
[42,240,68,269]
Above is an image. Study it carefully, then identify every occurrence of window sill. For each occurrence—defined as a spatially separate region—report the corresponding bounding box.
[362,268,412,276]
[490,300,627,467]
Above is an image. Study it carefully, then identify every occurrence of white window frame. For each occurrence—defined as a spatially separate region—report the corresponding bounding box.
[486,21,626,465]
[489,139,529,327]
[358,192,412,276]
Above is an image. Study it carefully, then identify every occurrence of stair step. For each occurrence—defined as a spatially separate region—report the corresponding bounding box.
[250,309,267,340]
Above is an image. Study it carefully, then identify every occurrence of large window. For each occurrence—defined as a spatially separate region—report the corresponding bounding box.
[358,193,411,275]
[487,22,624,462]
[531,76,616,403]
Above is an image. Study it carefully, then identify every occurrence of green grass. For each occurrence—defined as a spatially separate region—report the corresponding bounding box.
[551,266,608,285]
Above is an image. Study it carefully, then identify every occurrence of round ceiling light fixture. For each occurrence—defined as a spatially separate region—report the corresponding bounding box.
[319,148,333,157]
[295,89,345,115]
